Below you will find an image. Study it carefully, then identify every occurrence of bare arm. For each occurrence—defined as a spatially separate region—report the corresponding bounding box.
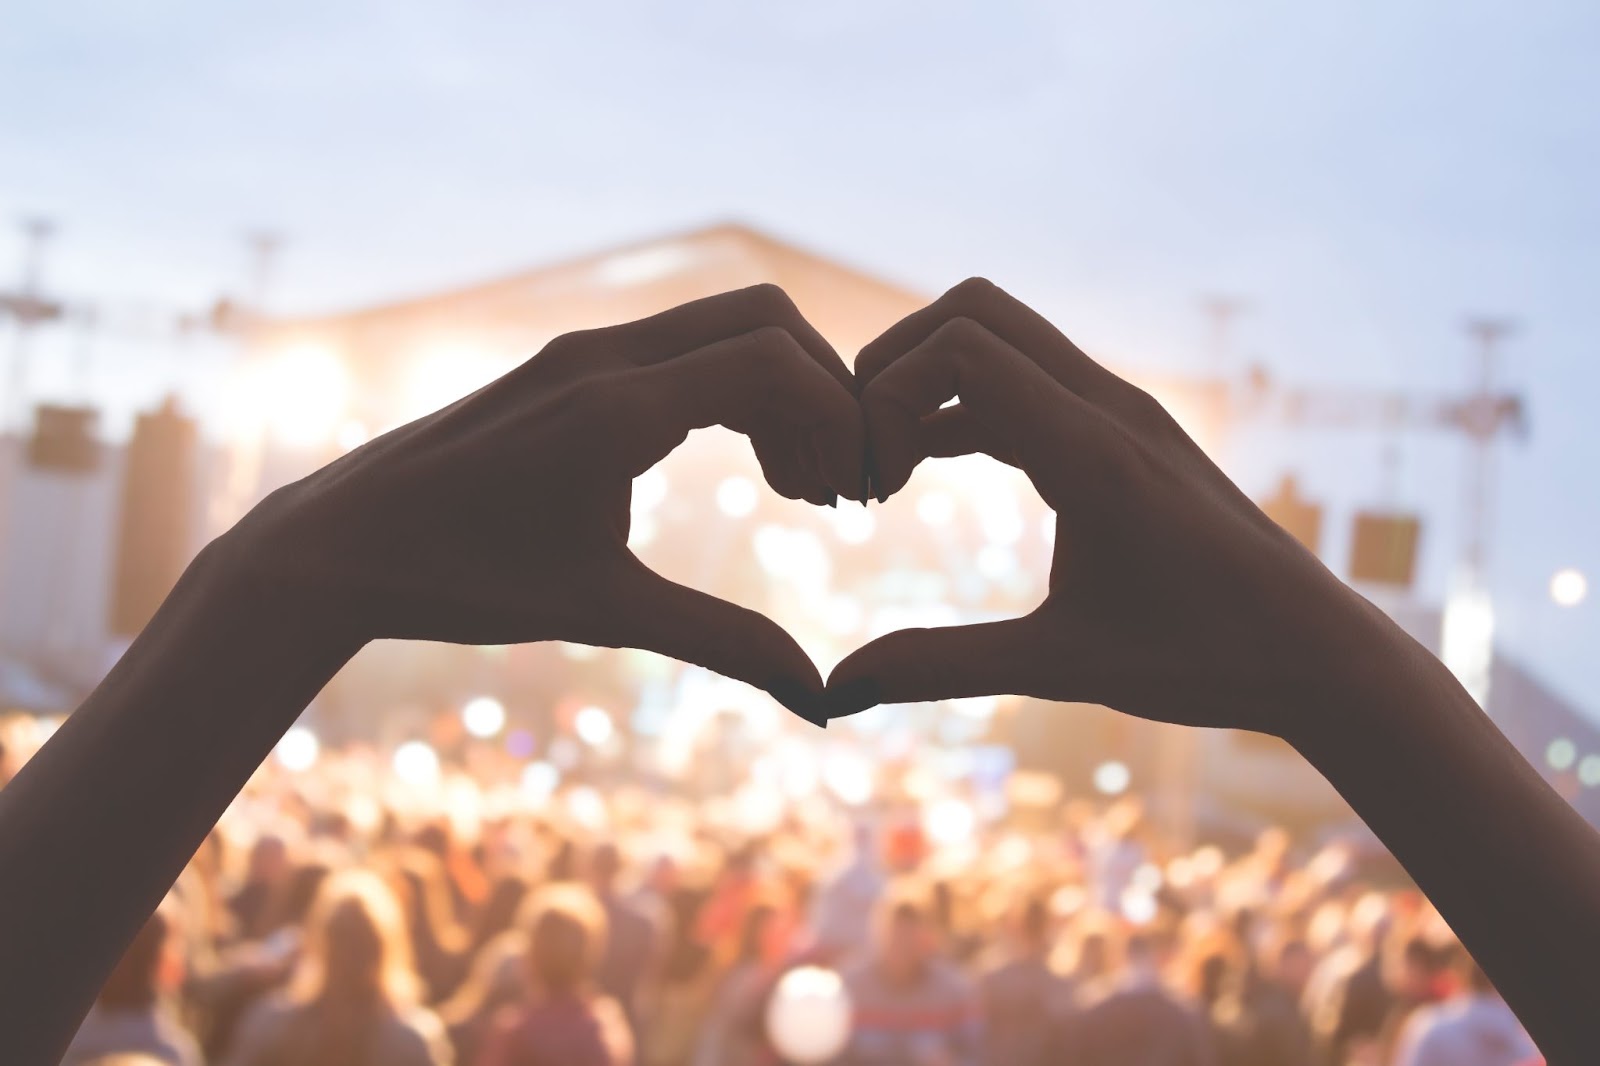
[0,285,863,1065]
[825,278,1600,1065]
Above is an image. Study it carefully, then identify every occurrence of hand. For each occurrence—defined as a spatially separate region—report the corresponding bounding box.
[826,279,1380,736]
[226,285,864,720]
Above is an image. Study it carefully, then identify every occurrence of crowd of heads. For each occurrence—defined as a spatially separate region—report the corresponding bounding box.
[0,715,1537,1066]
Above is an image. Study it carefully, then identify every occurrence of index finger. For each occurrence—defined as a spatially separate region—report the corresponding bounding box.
[855,277,1133,406]
[600,283,856,396]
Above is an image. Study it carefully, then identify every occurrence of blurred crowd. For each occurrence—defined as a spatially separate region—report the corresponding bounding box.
[1,722,1538,1066]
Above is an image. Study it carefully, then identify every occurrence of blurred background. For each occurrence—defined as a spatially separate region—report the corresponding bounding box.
[1,4,1596,1065]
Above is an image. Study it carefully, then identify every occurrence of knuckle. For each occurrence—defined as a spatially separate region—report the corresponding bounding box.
[570,374,643,427]
[948,276,1000,303]
[1122,384,1177,429]
[737,282,798,320]
[930,315,991,357]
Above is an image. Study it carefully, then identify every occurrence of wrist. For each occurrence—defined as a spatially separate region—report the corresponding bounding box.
[1273,582,1460,756]
[185,529,370,664]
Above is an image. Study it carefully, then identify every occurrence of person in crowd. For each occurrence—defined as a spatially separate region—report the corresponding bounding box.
[1062,928,1217,1066]
[475,883,633,1066]
[439,923,530,1066]
[693,901,782,1066]
[975,894,1071,1066]
[839,885,981,1066]
[809,821,886,965]
[587,842,661,1040]
[228,834,293,943]
[1390,953,1535,1066]
[222,870,452,1066]
[1303,893,1394,1066]
[61,897,202,1066]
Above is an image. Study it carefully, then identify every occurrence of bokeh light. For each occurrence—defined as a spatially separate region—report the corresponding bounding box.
[716,475,758,518]
[1093,760,1131,796]
[1551,567,1588,607]
[273,726,319,773]
[766,966,852,1065]
[461,696,506,739]
[247,343,350,447]
[392,740,441,787]
[575,705,614,747]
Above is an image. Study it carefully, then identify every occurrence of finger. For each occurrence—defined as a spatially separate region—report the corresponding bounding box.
[752,434,831,505]
[823,617,1051,718]
[620,326,865,501]
[603,560,828,725]
[919,405,1021,468]
[860,316,1117,500]
[602,283,856,395]
[855,277,1134,409]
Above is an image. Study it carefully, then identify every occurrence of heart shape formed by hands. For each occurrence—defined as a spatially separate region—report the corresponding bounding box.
[250,278,1349,743]
[594,277,1344,742]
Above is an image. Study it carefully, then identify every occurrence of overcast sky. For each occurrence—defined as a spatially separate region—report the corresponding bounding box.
[3,0,1598,716]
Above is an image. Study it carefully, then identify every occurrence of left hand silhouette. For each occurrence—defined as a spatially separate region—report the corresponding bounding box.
[226,284,864,721]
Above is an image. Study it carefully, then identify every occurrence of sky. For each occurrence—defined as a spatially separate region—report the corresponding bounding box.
[2,0,1599,713]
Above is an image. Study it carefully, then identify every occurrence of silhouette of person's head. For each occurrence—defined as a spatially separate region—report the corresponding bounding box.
[97,897,184,1011]
[522,884,607,998]
[291,870,418,1010]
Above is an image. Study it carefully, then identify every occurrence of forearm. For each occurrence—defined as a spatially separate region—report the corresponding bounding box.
[0,533,362,1065]
[1288,603,1600,1064]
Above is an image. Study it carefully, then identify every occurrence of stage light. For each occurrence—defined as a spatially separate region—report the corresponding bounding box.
[716,475,758,518]
[979,504,1024,546]
[1579,755,1600,788]
[916,490,955,526]
[520,760,559,801]
[950,695,999,719]
[1547,737,1577,771]
[1442,587,1495,707]
[575,705,614,746]
[254,343,350,447]
[1551,568,1588,607]
[1120,886,1158,925]
[461,696,506,739]
[567,784,608,829]
[923,797,977,846]
[824,594,864,636]
[1092,760,1130,796]
[753,526,830,585]
[977,545,1017,580]
[766,967,853,1065]
[400,345,510,423]
[823,751,874,806]
[1050,883,1088,917]
[632,468,669,516]
[1132,862,1164,893]
[829,505,875,544]
[335,419,369,452]
[505,729,536,759]
[393,740,440,787]
[1191,846,1225,879]
[274,726,319,773]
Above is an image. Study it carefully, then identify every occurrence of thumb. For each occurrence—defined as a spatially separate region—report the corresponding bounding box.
[598,559,828,726]
[823,617,1050,719]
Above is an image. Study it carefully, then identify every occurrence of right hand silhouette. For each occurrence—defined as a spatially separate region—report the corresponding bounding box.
[826,279,1383,738]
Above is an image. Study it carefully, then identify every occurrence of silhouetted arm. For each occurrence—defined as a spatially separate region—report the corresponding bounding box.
[0,285,863,1065]
[827,278,1600,1065]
